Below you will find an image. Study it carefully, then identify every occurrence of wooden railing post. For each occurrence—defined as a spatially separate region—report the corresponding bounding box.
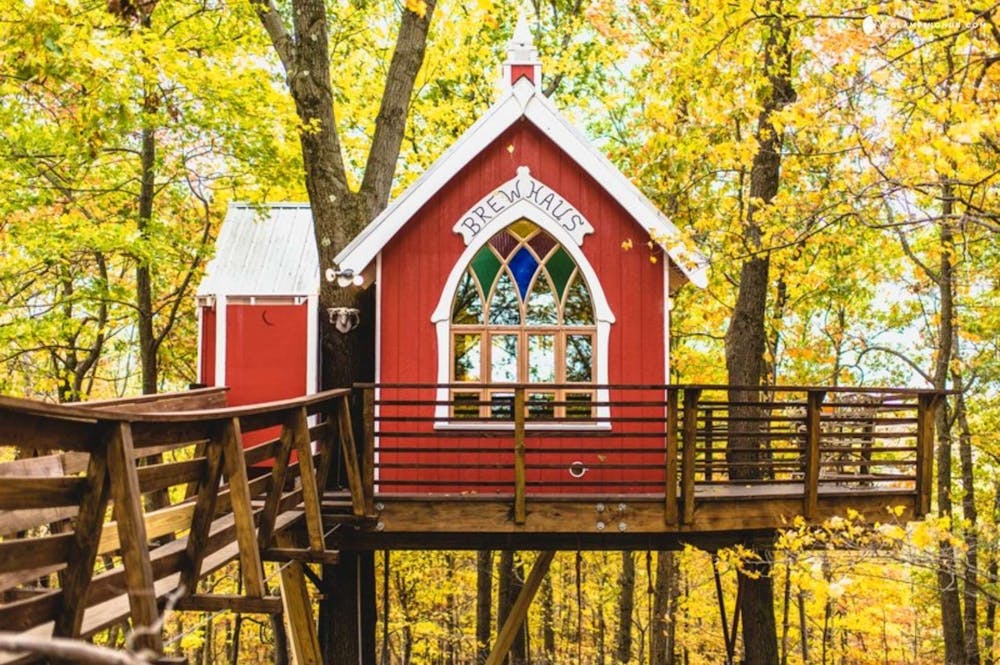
[290,406,325,552]
[336,395,367,518]
[916,393,939,516]
[363,385,376,515]
[804,390,825,520]
[665,388,679,527]
[704,407,714,482]
[221,418,266,598]
[106,421,161,652]
[53,433,110,641]
[514,387,527,525]
[682,389,701,525]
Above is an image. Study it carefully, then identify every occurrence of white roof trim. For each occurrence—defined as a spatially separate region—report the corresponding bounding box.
[335,78,708,288]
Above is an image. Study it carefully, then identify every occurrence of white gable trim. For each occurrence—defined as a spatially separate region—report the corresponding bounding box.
[335,78,707,288]
[452,166,594,246]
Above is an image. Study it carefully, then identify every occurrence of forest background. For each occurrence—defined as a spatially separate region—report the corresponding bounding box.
[1,0,998,663]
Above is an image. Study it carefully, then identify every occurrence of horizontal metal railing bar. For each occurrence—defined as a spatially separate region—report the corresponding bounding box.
[360,382,943,395]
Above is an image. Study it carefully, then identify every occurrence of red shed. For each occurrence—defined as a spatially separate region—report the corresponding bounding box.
[333,19,708,494]
[196,203,320,418]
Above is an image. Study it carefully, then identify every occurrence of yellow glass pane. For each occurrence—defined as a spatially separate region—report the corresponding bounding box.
[509,220,537,239]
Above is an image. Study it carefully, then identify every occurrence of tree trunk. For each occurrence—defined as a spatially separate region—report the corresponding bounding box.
[541,571,556,664]
[722,3,793,663]
[136,122,158,396]
[953,376,979,665]
[651,551,679,665]
[477,550,493,664]
[984,484,1000,665]
[933,199,965,665]
[616,551,636,663]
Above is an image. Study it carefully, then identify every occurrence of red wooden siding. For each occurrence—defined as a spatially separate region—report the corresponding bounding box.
[377,123,666,493]
[199,305,217,387]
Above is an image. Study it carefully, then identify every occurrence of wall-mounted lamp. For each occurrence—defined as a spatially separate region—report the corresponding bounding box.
[324,267,365,288]
[327,307,361,333]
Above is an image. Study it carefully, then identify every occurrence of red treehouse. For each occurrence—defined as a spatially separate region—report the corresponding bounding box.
[197,19,706,498]
[197,18,937,543]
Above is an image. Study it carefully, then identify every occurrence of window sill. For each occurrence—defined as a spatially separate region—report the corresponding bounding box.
[433,421,613,432]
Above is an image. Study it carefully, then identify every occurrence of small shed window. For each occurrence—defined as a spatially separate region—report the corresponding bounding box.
[450,220,596,419]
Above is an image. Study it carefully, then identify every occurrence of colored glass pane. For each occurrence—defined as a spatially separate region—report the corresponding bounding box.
[471,247,501,295]
[489,230,517,258]
[526,273,558,325]
[528,232,556,260]
[509,220,536,239]
[546,247,575,300]
[508,247,538,299]
[453,334,481,381]
[491,334,518,382]
[489,272,521,325]
[566,334,592,382]
[452,270,483,324]
[563,275,594,325]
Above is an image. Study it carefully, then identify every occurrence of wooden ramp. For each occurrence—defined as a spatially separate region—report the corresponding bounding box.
[0,387,353,664]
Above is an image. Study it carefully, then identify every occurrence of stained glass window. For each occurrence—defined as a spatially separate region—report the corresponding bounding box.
[450,220,597,419]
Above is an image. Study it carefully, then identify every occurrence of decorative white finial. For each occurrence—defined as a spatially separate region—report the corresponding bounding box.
[501,4,541,91]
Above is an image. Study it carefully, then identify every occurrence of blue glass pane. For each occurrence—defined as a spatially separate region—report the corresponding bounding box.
[508,247,538,299]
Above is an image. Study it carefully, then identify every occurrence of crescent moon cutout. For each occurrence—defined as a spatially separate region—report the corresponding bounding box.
[261,310,274,326]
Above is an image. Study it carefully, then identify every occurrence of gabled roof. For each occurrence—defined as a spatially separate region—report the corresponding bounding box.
[197,203,318,297]
[335,77,708,288]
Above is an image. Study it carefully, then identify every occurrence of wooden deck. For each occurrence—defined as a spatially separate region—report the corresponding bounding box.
[0,382,940,661]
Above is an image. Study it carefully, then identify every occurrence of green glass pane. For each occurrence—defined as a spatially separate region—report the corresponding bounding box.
[526,273,558,325]
[528,393,555,420]
[565,334,592,382]
[453,334,481,381]
[471,246,502,295]
[566,393,593,419]
[546,248,575,300]
[528,334,555,383]
[452,270,483,324]
[491,334,518,382]
[563,275,595,325]
[488,271,521,325]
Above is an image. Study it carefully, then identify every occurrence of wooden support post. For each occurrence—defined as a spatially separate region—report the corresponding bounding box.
[277,532,322,665]
[916,393,939,517]
[804,390,825,520]
[291,406,325,552]
[681,389,701,525]
[362,386,376,515]
[181,430,226,595]
[256,415,297,552]
[106,421,162,653]
[221,418,266,598]
[665,388,679,526]
[514,387,527,525]
[53,437,110,640]
[484,551,555,665]
[336,395,366,517]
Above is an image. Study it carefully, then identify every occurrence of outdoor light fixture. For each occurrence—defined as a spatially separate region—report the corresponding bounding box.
[327,307,361,333]
[324,267,365,288]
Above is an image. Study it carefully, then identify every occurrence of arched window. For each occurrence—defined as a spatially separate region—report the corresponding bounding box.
[450,220,596,419]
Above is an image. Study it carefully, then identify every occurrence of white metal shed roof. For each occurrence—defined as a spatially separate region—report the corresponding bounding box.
[197,203,318,297]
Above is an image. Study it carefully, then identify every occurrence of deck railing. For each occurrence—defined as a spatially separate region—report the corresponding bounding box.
[359,383,939,525]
